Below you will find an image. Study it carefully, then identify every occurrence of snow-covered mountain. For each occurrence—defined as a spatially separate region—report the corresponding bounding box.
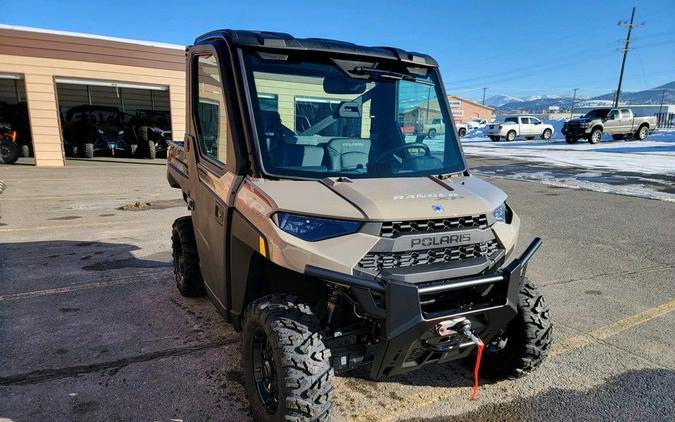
[484,95,523,107]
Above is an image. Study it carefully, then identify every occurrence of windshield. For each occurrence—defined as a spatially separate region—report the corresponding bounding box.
[584,109,610,118]
[242,52,464,179]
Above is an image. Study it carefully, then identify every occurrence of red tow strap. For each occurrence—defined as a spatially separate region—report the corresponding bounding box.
[471,337,484,400]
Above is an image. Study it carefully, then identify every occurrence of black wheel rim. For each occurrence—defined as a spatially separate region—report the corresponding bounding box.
[252,328,279,414]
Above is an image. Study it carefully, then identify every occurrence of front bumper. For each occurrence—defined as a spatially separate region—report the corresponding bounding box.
[306,237,542,379]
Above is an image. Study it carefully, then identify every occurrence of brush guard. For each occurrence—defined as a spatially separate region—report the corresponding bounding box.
[306,237,542,379]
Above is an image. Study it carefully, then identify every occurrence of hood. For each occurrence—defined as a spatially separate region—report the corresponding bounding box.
[322,175,505,221]
[568,117,593,123]
[252,175,507,221]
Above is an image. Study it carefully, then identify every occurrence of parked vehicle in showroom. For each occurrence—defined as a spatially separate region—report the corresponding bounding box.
[466,119,487,129]
[484,116,553,142]
[0,122,20,164]
[562,107,657,144]
[61,105,133,158]
[167,29,551,421]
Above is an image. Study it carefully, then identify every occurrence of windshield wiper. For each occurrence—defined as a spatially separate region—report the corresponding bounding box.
[352,67,434,86]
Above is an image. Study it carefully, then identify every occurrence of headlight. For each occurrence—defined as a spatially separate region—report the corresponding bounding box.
[275,212,362,241]
[493,202,507,223]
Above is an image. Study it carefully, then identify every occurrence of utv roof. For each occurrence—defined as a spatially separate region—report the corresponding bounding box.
[195,29,438,67]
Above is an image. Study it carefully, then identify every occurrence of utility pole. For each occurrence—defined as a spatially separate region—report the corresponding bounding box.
[657,89,666,128]
[482,87,487,105]
[570,88,578,119]
[614,7,644,107]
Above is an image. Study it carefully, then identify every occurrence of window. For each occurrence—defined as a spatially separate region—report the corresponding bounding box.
[530,117,541,125]
[505,117,519,123]
[608,110,619,120]
[295,97,362,137]
[243,52,464,179]
[620,109,630,118]
[195,54,228,164]
[258,94,278,112]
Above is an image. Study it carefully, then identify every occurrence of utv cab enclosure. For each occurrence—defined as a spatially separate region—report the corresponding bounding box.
[167,29,551,421]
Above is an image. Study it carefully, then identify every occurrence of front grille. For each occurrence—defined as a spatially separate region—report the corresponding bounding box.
[379,215,488,238]
[357,240,499,271]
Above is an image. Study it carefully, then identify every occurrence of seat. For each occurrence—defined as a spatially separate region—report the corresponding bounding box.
[280,144,324,168]
[325,138,371,171]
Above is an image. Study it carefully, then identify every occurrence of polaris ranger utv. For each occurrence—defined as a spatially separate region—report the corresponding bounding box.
[167,29,552,421]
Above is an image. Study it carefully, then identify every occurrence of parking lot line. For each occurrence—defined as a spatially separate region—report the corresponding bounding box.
[0,220,157,233]
[0,192,168,202]
[350,298,675,422]
[550,299,675,357]
[0,270,169,302]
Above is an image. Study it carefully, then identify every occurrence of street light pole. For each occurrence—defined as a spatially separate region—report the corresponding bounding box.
[570,88,578,119]
[482,88,487,105]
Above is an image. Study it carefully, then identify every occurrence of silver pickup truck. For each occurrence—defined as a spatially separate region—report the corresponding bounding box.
[562,107,657,144]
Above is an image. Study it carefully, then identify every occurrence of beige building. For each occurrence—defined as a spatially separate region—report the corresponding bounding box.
[447,95,494,123]
[0,25,186,166]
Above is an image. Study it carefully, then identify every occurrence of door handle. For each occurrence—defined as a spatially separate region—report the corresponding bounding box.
[215,204,225,226]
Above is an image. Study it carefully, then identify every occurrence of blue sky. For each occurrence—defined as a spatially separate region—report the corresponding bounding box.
[2,0,674,101]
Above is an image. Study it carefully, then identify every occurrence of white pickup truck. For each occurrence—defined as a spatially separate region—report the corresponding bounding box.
[425,118,467,138]
[485,116,554,142]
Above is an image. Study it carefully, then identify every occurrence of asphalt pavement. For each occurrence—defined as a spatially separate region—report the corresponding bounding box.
[0,157,673,421]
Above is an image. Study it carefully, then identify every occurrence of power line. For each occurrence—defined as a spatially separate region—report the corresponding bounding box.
[614,7,645,106]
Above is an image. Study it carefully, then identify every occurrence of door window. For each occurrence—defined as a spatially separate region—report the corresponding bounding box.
[608,110,619,120]
[195,54,228,164]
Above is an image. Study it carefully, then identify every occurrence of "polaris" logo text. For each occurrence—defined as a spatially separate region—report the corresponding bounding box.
[410,234,471,248]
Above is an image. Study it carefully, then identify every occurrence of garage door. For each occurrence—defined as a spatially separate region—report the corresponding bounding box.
[55,78,171,159]
[0,74,33,160]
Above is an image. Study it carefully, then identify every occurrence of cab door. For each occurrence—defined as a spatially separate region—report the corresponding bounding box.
[604,109,621,134]
[187,45,239,314]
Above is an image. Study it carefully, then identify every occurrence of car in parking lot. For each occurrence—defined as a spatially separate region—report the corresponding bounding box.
[466,119,487,129]
[484,115,554,142]
[562,107,657,144]
[425,118,467,138]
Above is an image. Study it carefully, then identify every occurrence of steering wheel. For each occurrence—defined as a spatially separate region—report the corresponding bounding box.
[375,142,430,162]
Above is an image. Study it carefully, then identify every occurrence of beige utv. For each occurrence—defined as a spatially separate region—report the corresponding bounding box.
[167,29,552,421]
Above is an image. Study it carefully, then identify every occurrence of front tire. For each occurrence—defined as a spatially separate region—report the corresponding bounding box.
[475,278,552,380]
[242,296,334,422]
[0,140,20,164]
[588,129,602,144]
[458,128,466,137]
[84,142,94,158]
[171,216,205,297]
[541,129,552,140]
[147,140,156,159]
[427,129,436,139]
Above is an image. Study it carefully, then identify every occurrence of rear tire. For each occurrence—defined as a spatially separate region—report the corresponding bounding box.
[0,140,20,164]
[588,129,602,144]
[84,142,94,158]
[474,278,552,380]
[635,124,649,141]
[242,295,334,422]
[506,130,516,141]
[458,128,466,137]
[171,216,205,297]
[541,129,552,140]
[147,140,156,159]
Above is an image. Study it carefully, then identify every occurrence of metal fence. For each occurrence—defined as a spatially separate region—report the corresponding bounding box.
[655,112,674,128]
